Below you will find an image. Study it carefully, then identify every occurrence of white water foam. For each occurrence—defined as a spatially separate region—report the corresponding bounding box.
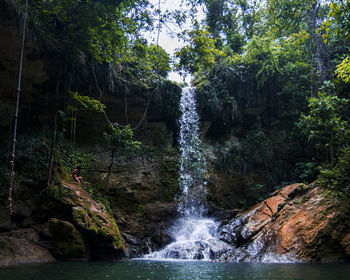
[145,218,229,260]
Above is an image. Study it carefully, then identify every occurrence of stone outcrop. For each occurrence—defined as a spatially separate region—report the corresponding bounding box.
[48,218,87,260]
[48,181,125,259]
[0,228,55,266]
[87,150,180,257]
[218,183,350,262]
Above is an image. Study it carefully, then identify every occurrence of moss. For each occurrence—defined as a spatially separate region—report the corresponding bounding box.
[48,183,68,198]
[158,158,180,202]
[72,205,124,250]
[136,204,145,214]
[48,181,124,257]
[48,218,87,259]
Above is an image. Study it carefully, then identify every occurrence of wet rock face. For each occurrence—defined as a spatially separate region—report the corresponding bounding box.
[88,149,180,257]
[217,184,350,262]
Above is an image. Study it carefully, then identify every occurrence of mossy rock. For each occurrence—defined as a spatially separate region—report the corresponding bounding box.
[158,159,179,202]
[48,218,87,260]
[72,205,123,249]
[48,181,125,258]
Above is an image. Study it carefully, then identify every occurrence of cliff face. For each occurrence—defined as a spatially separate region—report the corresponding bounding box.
[0,0,49,125]
[1,1,350,265]
[0,0,180,262]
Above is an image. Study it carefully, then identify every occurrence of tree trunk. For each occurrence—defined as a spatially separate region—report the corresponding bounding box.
[309,1,330,93]
[106,149,115,191]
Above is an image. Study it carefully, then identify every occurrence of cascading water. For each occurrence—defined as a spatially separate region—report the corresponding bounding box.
[177,87,207,217]
[145,87,230,260]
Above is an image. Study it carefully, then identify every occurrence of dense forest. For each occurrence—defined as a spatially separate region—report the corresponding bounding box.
[1,0,350,264]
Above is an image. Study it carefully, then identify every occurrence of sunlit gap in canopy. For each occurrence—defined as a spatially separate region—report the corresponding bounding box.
[142,0,205,84]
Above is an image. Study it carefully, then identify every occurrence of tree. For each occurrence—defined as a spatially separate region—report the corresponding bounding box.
[104,124,140,188]
[297,92,349,164]
[175,25,226,73]
[26,0,151,63]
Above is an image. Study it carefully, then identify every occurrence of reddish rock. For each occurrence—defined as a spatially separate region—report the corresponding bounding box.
[219,183,350,262]
[241,183,301,238]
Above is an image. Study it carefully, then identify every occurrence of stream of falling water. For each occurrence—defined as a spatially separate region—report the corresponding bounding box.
[177,87,207,217]
[145,87,229,260]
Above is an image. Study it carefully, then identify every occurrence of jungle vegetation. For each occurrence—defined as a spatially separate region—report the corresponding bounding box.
[1,0,350,209]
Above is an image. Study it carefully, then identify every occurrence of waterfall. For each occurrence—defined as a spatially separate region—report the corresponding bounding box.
[145,87,230,260]
[178,87,207,217]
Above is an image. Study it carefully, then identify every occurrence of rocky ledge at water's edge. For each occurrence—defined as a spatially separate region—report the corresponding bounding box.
[0,181,126,265]
[1,182,350,265]
[217,183,350,262]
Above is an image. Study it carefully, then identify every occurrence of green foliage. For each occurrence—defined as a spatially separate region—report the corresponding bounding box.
[25,0,150,63]
[318,146,350,192]
[10,135,51,187]
[58,144,95,180]
[241,125,273,167]
[321,0,350,42]
[104,124,141,157]
[244,36,282,88]
[123,41,171,88]
[176,26,226,73]
[266,0,314,37]
[295,162,319,183]
[203,0,263,40]
[70,92,106,112]
[336,56,350,83]
[297,92,350,163]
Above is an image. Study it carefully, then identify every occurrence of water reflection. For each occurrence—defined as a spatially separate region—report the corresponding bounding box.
[1,261,350,280]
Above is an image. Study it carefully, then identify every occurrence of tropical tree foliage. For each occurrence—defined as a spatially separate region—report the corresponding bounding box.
[297,92,349,164]
[176,0,350,193]
[25,0,151,63]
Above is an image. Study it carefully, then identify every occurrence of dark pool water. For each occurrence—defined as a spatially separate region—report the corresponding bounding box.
[1,260,350,280]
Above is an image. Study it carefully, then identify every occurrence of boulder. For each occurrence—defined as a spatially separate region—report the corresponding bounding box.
[49,218,87,260]
[219,184,300,245]
[48,181,125,259]
[218,183,350,262]
[0,229,55,266]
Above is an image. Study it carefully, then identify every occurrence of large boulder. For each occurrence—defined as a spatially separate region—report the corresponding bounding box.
[49,181,125,259]
[218,183,350,262]
[48,218,87,260]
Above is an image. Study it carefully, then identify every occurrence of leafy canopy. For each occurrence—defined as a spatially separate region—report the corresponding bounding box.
[26,0,151,63]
